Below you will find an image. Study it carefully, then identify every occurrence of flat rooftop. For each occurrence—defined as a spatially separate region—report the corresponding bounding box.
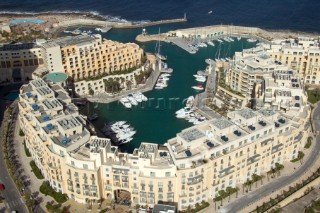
[211,119,234,130]
[179,128,205,142]
[0,43,38,51]
[237,108,257,119]
[49,35,96,48]
[258,109,277,117]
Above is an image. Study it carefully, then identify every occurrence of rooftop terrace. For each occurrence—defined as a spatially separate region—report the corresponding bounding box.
[179,128,206,142]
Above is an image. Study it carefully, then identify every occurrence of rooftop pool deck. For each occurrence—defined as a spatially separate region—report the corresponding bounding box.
[44,72,68,83]
[9,19,45,25]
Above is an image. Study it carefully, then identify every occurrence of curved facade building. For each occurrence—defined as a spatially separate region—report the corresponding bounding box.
[18,79,310,210]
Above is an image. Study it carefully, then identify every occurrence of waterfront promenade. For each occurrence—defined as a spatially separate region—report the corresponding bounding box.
[87,61,161,104]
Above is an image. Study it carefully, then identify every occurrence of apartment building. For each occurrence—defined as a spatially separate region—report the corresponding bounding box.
[227,47,290,97]
[0,43,45,83]
[19,79,310,211]
[41,34,144,80]
[265,37,320,84]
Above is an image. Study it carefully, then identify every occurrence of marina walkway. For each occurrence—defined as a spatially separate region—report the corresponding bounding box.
[87,62,162,104]
[194,59,221,119]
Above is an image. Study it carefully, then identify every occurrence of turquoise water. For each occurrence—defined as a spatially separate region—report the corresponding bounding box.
[80,28,256,153]
[4,91,19,101]
[44,72,68,83]
[9,19,45,24]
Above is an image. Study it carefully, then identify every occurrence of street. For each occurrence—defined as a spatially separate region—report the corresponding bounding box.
[0,84,29,213]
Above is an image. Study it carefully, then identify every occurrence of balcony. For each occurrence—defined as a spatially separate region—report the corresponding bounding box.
[271,143,284,153]
[187,175,204,185]
[247,154,261,165]
[218,165,235,178]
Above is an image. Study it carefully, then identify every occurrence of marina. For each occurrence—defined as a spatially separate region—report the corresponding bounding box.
[81,28,256,152]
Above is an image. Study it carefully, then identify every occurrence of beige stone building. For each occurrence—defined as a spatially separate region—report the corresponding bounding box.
[264,37,320,84]
[41,34,144,80]
[0,43,45,83]
[18,79,310,211]
[227,47,291,97]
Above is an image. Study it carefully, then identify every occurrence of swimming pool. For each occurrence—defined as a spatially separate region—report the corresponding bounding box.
[4,91,19,101]
[9,19,45,25]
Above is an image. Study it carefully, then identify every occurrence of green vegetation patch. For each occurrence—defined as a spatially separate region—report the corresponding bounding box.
[30,160,44,179]
[305,137,313,149]
[40,181,67,203]
[307,89,320,104]
[23,142,31,157]
[291,151,305,163]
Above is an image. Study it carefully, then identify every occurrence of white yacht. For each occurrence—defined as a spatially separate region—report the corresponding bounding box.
[192,85,204,90]
[237,36,242,41]
[198,42,207,47]
[120,97,132,108]
[207,41,215,46]
[133,93,142,102]
[217,39,223,43]
[247,38,257,42]
[128,96,138,106]
[195,76,206,82]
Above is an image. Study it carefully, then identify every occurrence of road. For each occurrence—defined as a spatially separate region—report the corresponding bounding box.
[219,104,320,213]
[0,83,29,213]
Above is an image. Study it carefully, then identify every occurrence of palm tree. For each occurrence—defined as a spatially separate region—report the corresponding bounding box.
[226,187,233,202]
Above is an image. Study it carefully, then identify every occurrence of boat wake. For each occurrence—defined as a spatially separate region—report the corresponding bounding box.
[0,10,151,24]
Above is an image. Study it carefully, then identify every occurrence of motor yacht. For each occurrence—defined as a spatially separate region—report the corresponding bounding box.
[192,85,204,90]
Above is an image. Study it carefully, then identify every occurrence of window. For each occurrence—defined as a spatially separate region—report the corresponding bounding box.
[165,172,171,177]
[83,164,88,169]
[71,161,75,166]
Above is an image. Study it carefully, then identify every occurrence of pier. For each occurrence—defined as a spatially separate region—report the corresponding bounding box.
[136,24,318,53]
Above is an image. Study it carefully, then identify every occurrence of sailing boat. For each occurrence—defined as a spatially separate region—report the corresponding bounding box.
[208,10,213,14]
[155,28,167,61]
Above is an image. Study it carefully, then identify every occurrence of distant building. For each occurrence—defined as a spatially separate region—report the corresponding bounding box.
[0,23,11,33]
[264,37,320,84]
[41,34,144,80]
[0,43,45,83]
[0,34,144,86]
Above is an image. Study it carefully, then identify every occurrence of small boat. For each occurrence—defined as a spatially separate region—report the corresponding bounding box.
[193,74,203,78]
[195,76,206,82]
[75,101,86,106]
[228,37,234,42]
[192,85,204,91]
[198,42,207,47]
[120,98,132,108]
[223,37,231,42]
[88,113,98,121]
[247,38,257,42]
[207,41,215,46]
[208,10,213,14]
[156,53,167,61]
[95,28,102,32]
[217,39,223,43]
[237,36,241,41]
[71,29,81,35]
